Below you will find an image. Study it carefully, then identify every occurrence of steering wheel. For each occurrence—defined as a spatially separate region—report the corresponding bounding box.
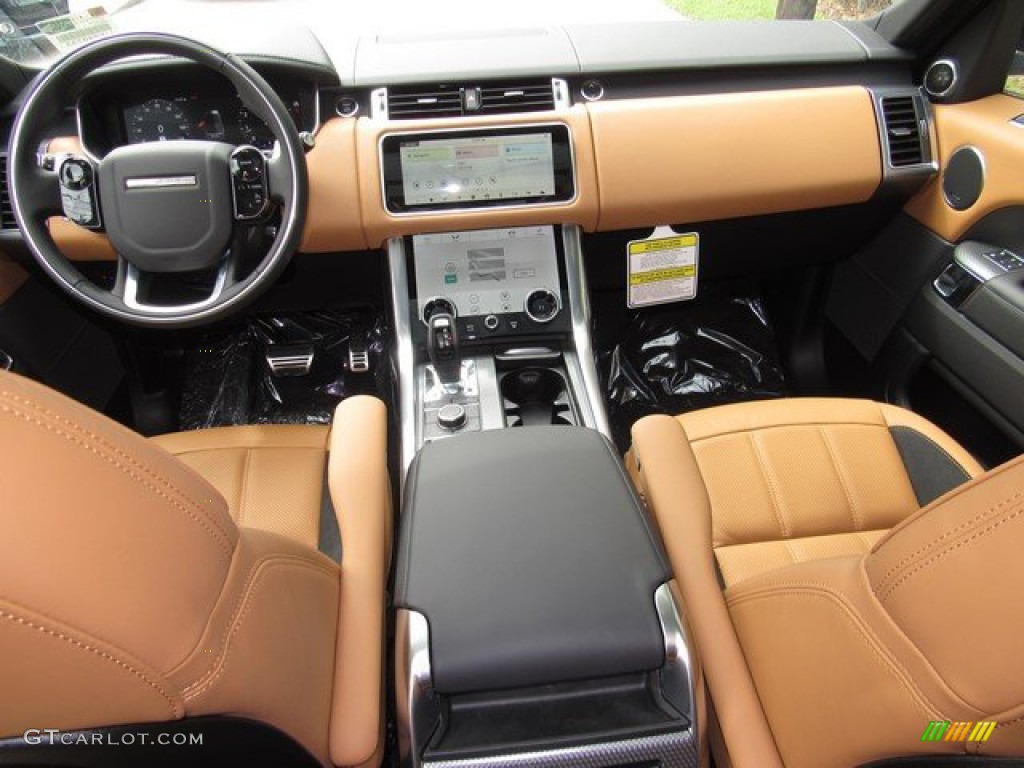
[7,33,308,328]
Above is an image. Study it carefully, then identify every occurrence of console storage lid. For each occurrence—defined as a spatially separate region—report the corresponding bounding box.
[395,426,671,694]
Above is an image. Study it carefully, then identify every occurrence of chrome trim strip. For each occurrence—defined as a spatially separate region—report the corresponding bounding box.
[377,121,578,217]
[122,257,229,314]
[388,237,418,482]
[551,77,571,109]
[124,174,196,189]
[396,609,440,768]
[561,224,611,439]
[655,583,700,726]
[371,87,389,120]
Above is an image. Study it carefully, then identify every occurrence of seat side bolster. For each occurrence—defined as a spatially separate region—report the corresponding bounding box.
[327,395,392,768]
[629,414,783,768]
[879,403,984,480]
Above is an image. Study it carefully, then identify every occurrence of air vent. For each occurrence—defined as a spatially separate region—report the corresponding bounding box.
[0,155,15,230]
[383,79,557,120]
[387,87,464,120]
[880,96,925,167]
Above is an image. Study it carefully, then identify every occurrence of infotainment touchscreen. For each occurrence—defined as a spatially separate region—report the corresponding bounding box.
[412,226,560,320]
[400,133,555,206]
[381,125,574,213]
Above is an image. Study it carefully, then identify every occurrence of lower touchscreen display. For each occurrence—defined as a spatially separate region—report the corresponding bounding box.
[400,133,555,206]
[381,124,574,213]
[413,226,559,319]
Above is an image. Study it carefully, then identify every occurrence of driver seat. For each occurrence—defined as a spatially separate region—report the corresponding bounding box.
[0,368,391,768]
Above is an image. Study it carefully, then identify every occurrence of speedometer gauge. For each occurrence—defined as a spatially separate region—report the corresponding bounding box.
[124,98,191,143]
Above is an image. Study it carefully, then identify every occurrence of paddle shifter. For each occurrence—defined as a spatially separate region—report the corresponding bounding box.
[428,311,461,388]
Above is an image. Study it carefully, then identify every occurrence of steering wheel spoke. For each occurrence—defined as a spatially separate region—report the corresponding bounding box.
[120,254,233,315]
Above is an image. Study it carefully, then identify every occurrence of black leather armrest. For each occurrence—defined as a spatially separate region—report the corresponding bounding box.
[395,426,670,694]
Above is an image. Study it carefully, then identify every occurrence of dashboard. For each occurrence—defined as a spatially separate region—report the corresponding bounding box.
[24,20,938,259]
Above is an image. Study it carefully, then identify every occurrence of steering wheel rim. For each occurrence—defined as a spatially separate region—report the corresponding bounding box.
[7,32,308,328]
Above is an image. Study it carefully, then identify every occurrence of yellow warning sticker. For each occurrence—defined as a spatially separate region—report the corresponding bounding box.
[626,227,699,308]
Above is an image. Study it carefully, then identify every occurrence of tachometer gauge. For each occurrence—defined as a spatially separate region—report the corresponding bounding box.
[124,98,191,143]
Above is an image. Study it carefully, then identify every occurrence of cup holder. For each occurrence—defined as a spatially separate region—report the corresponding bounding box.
[500,368,575,427]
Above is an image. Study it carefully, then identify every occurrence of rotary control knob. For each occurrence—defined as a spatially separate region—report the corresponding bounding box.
[437,403,467,432]
[524,289,560,323]
[423,296,457,324]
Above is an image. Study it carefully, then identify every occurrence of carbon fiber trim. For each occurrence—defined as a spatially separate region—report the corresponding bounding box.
[424,728,698,768]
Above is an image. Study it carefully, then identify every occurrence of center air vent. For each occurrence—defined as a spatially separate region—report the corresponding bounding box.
[0,155,15,230]
[880,95,925,167]
[381,79,559,120]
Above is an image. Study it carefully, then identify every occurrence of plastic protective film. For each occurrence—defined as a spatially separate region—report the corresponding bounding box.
[595,284,787,450]
[179,310,390,430]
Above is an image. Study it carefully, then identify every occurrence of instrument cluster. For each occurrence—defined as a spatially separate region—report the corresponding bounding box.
[78,68,317,156]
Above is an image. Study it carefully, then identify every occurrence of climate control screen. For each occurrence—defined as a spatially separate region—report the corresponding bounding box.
[413,226,560,319]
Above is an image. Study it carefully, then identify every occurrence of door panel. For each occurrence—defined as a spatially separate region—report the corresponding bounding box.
[895,93,1024,452]
[904,94,1024,241]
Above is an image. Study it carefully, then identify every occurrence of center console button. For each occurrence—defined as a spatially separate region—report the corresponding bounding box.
[484,314,500,331]
[437,403,467,431]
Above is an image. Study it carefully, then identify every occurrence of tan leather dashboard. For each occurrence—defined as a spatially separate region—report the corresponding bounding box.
[47,85,883,259]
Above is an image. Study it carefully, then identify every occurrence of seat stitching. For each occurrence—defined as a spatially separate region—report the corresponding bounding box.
[178,554,336,694]
[727,584,941,720]
[878,495,1024,604]
[0,606,180,717]
[820,425,862,531]
[182,558,337,702]
[873,493,1021,593]
[1,390,234,544]
[749,431,790,538]
[0,403,232,559]
[682,418,887,443]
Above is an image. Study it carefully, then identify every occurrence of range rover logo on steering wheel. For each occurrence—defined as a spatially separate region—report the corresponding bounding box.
[124,174,198,189]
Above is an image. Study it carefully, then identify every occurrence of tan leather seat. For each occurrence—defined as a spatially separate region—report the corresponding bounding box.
[0,368,391,768]
[628,398,1024,768]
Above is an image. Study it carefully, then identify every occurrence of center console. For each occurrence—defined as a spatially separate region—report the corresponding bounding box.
[385,122,701,768]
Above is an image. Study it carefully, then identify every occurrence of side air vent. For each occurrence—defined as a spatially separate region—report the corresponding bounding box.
[0,155,15,230]
[382,79,559,120]
[880,95,925,167]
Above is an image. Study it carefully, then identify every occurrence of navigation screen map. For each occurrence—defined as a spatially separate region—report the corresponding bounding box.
[399,133,556,206]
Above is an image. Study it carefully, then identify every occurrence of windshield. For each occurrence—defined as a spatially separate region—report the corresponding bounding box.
[0,0,904,67]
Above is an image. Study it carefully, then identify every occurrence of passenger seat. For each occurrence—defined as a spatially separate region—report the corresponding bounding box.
[628,398,1024,767]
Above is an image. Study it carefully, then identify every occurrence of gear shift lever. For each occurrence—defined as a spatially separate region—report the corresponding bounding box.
[427,312,461,387]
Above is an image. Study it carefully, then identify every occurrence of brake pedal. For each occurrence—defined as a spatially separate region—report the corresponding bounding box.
[265,343,315,377]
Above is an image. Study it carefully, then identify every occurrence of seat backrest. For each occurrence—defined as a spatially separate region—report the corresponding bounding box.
[866,454,1024,716]
[0,369,340,763]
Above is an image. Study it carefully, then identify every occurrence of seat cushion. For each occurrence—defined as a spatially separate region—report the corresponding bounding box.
[673,398,983,587]
[152,425,329,550]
